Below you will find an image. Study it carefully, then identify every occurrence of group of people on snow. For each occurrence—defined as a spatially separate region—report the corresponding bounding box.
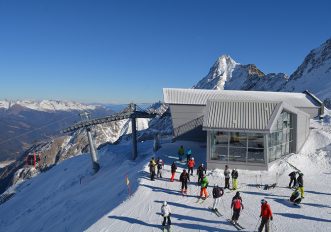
[224,165,239,190]
[288,171,304,204]
[157,146,281,231]
[148,157,164,181]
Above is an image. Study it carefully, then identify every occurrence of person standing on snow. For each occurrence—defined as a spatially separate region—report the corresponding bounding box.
[224,165,230,189]
[186,148,192,162]
[297,172,304,198]
[231,191,244,224]
[288,171,297,188]
[149,157,157,181]
[178,145,185,162]
[212,185,224,210]
[161,201,172,227]
[231,169,239,190]
[170,161,177,182]
[197,163,207,184]
[258,199,273,232]
[179,169,190,194]
[157,159,164,178]
[187,157,195,176]
[200,174,209,199]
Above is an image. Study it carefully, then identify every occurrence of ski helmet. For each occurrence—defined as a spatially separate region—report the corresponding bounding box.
[299,172,304,176]
[159,159,163,162]
[163,201,167,206]
[261,199,266,204]
[192,157,194,160]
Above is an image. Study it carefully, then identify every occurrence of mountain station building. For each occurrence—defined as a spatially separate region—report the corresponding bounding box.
[163,88,324,170]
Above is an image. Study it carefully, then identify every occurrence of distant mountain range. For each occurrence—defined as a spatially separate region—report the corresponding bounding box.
[194,37,331,107]
[0,102,113,162]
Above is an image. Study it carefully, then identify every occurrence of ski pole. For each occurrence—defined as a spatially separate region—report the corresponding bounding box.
[254,217,261,232]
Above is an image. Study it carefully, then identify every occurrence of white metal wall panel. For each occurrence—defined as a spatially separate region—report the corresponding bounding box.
[169,105,205,129]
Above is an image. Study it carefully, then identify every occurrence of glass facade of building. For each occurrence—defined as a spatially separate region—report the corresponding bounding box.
[267,111,294,162]
[210,131,265,163]
[209,111,294,164]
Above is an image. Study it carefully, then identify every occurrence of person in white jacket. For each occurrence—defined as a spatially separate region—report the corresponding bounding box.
[161,201,172,227]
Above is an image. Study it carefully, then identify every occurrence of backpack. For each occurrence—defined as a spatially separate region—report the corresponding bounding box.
[233,199,241,210]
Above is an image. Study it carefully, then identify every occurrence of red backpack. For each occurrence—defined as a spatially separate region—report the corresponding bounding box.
[233,199,241,210]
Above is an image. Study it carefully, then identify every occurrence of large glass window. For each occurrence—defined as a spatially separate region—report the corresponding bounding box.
[268,111,294,162]
[247,134,264,163]
[210,131,265,163]
[211,131,229,160]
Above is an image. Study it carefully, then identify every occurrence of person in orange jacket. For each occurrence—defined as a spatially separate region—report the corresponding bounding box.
[258,199,273,232]
[187,157,195,176]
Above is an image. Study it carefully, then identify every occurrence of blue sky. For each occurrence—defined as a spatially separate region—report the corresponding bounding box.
[0,0,330,103]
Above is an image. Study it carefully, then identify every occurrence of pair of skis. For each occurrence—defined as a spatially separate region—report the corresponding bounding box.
[226,219,245,230]
[208,207,245,230]
[208,207,223,217]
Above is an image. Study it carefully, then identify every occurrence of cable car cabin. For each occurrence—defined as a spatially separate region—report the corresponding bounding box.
[26,153,41,168]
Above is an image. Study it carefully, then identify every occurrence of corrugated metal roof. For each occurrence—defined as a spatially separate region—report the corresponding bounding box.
[163,88,317,108]
[203,99,281,131]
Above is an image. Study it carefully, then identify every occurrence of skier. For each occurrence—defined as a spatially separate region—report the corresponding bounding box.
[186,148,192,162]
[178,145,185,162]
[157,159,164,178]
[258,199,273,232]
[170,161,177,182]
[200,174,209,199]
[212,184,224,210]
[297,172,304,198]
[224,165,230,189]
[231,191,244,225]
[197,163,207,184]
[187,157,195,176]
[161,201,172,228]
[179,169,190,194]
[231,169,239,190]
[149,157,157,181]
[290,188,302,204]
[288,171,297,188]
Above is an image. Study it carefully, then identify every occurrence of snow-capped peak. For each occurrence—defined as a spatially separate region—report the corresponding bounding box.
[0,99,98,112]
[193,54,239,90]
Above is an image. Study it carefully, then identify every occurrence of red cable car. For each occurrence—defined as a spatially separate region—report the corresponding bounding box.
[26,152,41,168]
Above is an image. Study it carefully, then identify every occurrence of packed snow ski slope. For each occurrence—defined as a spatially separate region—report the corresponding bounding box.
[1,120,331,232]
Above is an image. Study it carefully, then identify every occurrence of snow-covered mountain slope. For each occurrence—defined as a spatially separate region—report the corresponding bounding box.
[0,100,98,112]
[282,38,331,103]
[1,120,331,232]
[193,55,288,92]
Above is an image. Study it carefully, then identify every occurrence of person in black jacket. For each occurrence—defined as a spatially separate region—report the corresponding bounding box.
[297,173,304,198]
[288,171,297,188]
[170,162,177,182]
[179,169,190,194]
[231,169,239,190]
[212,185,224,210]
[197,163,207,184]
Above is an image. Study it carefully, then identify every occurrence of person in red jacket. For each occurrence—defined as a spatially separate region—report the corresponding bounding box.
[187,157,195,176]
[258,199,273,232]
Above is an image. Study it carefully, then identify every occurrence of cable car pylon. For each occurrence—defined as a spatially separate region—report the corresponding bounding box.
[62,104,159,173]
